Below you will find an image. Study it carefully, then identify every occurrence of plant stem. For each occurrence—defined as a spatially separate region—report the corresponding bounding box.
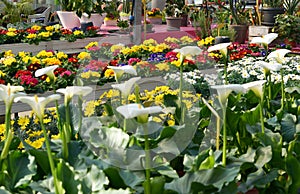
[0,106,13,160]
[224,56,228,84]
[222,107,227,166]
[40,119,60,194]
[216,116,220,150]
[143,124,151,194]
[179,64,184,125]
[280,69,285,110]
[259,99,265,134]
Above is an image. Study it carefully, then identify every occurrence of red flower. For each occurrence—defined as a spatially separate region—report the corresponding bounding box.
[0,79,5,84]
[15,70,32,78]
[165,51,178,62]
[27,63,41,71]
[109,59,119,66]
[68,57,78,63]
[19,75,39,86]
[54,67,67,76]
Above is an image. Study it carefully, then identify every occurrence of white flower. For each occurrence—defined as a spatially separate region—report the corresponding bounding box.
[256,61,282,72]
[111,77,141,98]
[57,86,93,104]
[173,46,202,57]
[267,49,291,64]
[211,84,246,108]
[207,42,231,57]
[107,65,137,82]
[250,33,278,46]
[0,84,25,109]
[243,80,266,100]
[116,103,162,123]
[35,65,59,80]
[15,94,61,119]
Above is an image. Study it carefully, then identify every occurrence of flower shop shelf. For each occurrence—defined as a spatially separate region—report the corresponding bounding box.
[0,76,166,116]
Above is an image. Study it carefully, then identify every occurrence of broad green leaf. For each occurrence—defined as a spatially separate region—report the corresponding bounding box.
[156,165,179,179]
[255,146,272,169]
[199,150,215,170]
[241,105,260,126]
[30,177,56,194]
[165,173,194,193]
[104,168,126,189]
[29,149,50,175]
[59,103,81,135]
[119,170,144,190]
[6,151,36,189]
[56,160,79,194]
[238,168,278,193]
[286,154,300,194]
[281,113,298,142]
[83,165,109,192]
[193,165,240,190]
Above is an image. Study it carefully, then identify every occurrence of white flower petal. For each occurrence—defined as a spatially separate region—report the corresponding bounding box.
[35,65,59,78]
[111,77,141,98]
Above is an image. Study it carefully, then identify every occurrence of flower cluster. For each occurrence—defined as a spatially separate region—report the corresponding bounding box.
[147,8,162,17]
[0,24,101,45]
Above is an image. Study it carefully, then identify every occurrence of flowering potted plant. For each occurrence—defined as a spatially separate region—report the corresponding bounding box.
[103,0,120,26]
[147,8,163,24]
[164,0,184,31]
[261,0,285,26]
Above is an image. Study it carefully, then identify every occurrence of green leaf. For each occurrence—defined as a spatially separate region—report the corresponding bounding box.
[199,150,215,170]
[83,165,109,192]
[29,149,50,175]
[241,105,260,126]
[238,168,278,193]
[6,151,36,189]
[119,170,144,189]
[56,160,79,194]
[98,188,132,194]
[286,153,300,194]
[59,103,81,135]
[150,176,165,194]
[281,113,298,142]
[165,173,194,193]
[255,146,272,169]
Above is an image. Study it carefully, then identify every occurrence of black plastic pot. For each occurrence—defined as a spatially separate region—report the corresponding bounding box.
[261,7,285,26]
[214,36,230,44]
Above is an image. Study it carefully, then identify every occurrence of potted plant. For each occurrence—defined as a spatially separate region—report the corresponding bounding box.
[0,0,33,27]
[164,0,184,31]
[119,0,131,21]
[78,0,106,28]
[261,0,285,26]
[190,6,214,39]
[117,19,130,33]
[103,0,120,26]
[147,8,163,24]
[216,0,251,43]
[181,4,191,26]
[273,13,300,46]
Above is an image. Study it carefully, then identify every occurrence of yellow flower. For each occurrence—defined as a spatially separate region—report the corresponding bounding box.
[156,63,170,71]
[18,117,30,129]
[25,137,45,149]
[28,130,43,137]
[4,50,14,57]
[31,57,41,64]
[26,33,37,39]
[104,69,115,78]
[164,37,180,43]
[45,25,54,31]
[6,31,16,36]
[43,118,51,124]
[80,71,91,79]
[171,60,181,67]
[3,57,16,66]
[84,100,98,117]
[0,124,5,136]
[77,52,91,60]
[180,36,193,43]
[85,41,98,49]
[120,47,131,55]
[31,25,42,31]
[56,52,68,59]
[18,51,29,58]
[37,50,54,58]
[91,71,101,77]
[111,44,125,53]
[167,119,175,126]
[0,70,6,77]
[38,31,52,38]
[143,38,157,45]
[8,27,16,32]
[73,30,83,36]
[42,57,61,66]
